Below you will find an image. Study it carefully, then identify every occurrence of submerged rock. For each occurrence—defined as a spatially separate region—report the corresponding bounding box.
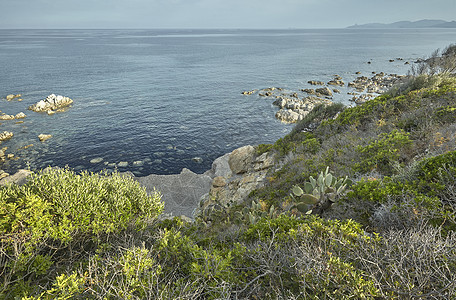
[29,94,73,113]
[90,157,104,164]
[5,94,21,101]
[118,161,129,167]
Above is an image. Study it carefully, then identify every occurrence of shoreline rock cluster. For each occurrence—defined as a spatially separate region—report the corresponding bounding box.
[242,72,407,122]
[0,93,73,179]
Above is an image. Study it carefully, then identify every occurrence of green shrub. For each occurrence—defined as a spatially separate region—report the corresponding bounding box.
[353,129,412,175]
[256,143,273,156]
[0,168,163,298]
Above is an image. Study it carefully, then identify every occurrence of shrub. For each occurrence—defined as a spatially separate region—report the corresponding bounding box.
[353,129,412,175]
[0,168,163,298]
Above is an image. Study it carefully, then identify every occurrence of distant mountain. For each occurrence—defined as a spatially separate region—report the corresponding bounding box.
[347,19,456,29]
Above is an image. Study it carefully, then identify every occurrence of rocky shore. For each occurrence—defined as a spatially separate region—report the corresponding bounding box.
[242,72,407,123]
[0,93,73,179]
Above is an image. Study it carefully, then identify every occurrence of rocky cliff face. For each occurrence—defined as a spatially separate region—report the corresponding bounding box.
[196,145,275,217]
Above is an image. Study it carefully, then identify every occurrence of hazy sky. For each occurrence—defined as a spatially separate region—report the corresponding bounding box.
[1,0,455,29]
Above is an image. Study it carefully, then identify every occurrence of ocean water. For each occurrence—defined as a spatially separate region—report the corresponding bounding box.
[1,28,456,176]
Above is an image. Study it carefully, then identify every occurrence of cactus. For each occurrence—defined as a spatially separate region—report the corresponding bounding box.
[290,167,352,215]
[235,200,278,225]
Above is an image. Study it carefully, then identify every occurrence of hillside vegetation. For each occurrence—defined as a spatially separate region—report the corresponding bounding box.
[2,47,456,299]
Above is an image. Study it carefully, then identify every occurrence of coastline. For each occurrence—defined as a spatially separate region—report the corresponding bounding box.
[1,60,410,218]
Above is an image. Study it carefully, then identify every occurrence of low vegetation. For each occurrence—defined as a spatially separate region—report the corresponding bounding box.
[2,47,456,299]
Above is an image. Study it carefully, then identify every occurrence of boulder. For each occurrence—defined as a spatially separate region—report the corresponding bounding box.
[38,134,52,142]
[327,80,344,86]
[6,94,21,101]
[15,112,26,119]
[316,87,333,97]
[307,80,325,86]
[0,131,13,142]
[208,153,232,178]
[29,94,73,113]
[228,145,255,174]
[301,88,315,95]
[0,114,15,120]
[273,97,287,108]
[0,169,32,186]
[197,149,277,217]
[241,90,256,95]
[275,109,302,123]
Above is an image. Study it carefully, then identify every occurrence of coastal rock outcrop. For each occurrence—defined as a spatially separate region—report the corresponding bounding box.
[28,94,73,113]
[197,146,275,219]
[273,96,332,123]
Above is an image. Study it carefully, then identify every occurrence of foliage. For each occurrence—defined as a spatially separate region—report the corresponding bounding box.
[290,166,352,215]
[353,129,412,175]
[0,168,163,299]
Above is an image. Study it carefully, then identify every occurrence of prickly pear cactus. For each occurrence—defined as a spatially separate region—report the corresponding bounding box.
[290,167,352,215]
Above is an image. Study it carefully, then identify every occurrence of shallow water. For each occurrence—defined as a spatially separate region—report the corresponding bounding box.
[1,28,456,175]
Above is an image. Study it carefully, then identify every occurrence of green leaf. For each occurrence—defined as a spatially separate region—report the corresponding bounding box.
[301,194,319,204]
[304,182,313,194]
[292,185,304,196]
[310,176,316,188]
[325,173,333,187]
[296,203,309,213]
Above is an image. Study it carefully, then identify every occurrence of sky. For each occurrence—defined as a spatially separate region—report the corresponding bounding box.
[0,0,455,29]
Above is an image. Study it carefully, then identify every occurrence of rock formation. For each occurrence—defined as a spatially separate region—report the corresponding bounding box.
[38,134,52,142]
[196,145,275,218]
[29,94,73,113]
[0,131,13,142]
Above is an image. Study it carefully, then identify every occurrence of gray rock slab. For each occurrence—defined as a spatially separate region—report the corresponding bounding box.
[0,169,32,186]
[135,168,212,218]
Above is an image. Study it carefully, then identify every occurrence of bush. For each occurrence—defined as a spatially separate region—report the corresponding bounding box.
[353,129,412,175]
[0,168,163,298]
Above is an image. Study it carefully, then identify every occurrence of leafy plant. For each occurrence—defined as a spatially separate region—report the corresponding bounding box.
[290,167,352,215]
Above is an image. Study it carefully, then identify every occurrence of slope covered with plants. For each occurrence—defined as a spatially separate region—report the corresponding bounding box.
[1,46,456,299]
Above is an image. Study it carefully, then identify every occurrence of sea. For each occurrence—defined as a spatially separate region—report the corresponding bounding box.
[1,28,456,176]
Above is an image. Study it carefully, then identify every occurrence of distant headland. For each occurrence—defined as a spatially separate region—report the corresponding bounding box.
[347,19,456,29]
